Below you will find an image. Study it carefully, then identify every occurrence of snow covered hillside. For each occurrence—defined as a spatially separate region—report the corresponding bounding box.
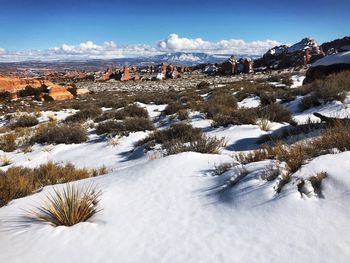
[1,70,350,263]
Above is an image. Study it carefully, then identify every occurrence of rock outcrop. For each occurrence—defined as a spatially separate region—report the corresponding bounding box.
[304,50,350,84]
[254,38,325,70]
[48,86,74,101]
[0,77,52,93]
[321,36,350,55]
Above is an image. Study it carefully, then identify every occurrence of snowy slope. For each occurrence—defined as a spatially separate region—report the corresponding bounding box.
[1,152,350,263]
[311,51,350,67]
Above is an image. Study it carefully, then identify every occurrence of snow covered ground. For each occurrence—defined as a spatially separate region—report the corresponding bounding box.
[1,151,350,263]
[1,73,350,263]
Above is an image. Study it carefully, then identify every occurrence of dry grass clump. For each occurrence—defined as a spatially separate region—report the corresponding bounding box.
[260,103,296,124]
[11,114,39,128]
[0,133,17,152]
[32,123,87,144]
[257,118,322,144]
[299,71,350,111]
[138,123,225,155]
[238,121,350,175]
[0,155,12,166]
[0,162,107,207]
[309,172,327,197]
[30,184,101,226]
[196,81,210,89]
[165,135,226,155]
[65,104,102,123]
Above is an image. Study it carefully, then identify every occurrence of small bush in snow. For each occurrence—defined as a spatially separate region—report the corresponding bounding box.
[114,104,149,119]
[30,184,101,226]
[260,103,296,125]
[65,104,102,123]
[11,114,39,128]
[32,123,87,144]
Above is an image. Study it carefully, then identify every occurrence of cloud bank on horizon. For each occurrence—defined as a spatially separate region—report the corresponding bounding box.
[0,34,280,62]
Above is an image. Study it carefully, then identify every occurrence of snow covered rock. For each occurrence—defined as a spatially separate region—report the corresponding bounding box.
[304,51,350,84]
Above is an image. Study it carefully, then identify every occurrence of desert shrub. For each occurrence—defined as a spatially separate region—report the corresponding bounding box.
[96,118,153,135]
[0,162,106,207]
[298,94,321,112]
[65,104,102,122]
[124,117,154,132]
[138,123,224,155]
[164,101,185,115]
[203,92,238,118]
[260,103,295,124]
[298,71,350,111]
[196,81,210,89]
[30,184,101,226]
[212,108,258,127]
[32,123,87,144]
[0,133,17,152]
[17,85,42,97]
[177,109,189,120]
[114,104,149,119]
[11,115,39,128]
[94,111,117,122]
[259,92,276,106]
[281,77,293,86]
[0,91,12,101]
[96,97,129,109]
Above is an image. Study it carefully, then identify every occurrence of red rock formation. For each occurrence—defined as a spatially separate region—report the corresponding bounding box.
[0,77,52,93]
[48,86,74,101]
[121,66,130,81]
[99,66,113,82]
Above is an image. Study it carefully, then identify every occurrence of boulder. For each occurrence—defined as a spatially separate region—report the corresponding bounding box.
[76,88,90,96]
[48,86,74,101]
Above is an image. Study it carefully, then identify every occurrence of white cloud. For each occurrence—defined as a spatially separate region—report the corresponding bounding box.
[158,34,280,55]
[0,34,280,62]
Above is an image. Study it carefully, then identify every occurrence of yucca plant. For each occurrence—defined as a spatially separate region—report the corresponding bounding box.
[31,184,102,226]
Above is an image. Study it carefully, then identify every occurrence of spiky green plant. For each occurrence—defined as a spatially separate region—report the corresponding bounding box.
[31,184,102,226]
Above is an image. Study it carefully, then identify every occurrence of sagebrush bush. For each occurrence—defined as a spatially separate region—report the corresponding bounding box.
[0,133,17,152]
[260,103,296,124]
[96,117,154,135]
[212,108,258,127]
[65,104,102,122]
[30,184,101,226]
[11,115,39,128]
[17,85,42,97]
[114,104,149,119]
[96,120,124,135]
[32,123,87,144]
[203,92,238,118]
[164,101,185,115]
[298,71,350,111]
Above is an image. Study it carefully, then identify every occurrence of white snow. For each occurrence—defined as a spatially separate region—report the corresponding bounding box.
[290,75,305,88]
[238,96,261,108]
[1,151,350,262]
[311,51,350,67]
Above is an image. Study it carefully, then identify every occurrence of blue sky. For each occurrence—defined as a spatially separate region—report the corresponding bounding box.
[0,0,349,61]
